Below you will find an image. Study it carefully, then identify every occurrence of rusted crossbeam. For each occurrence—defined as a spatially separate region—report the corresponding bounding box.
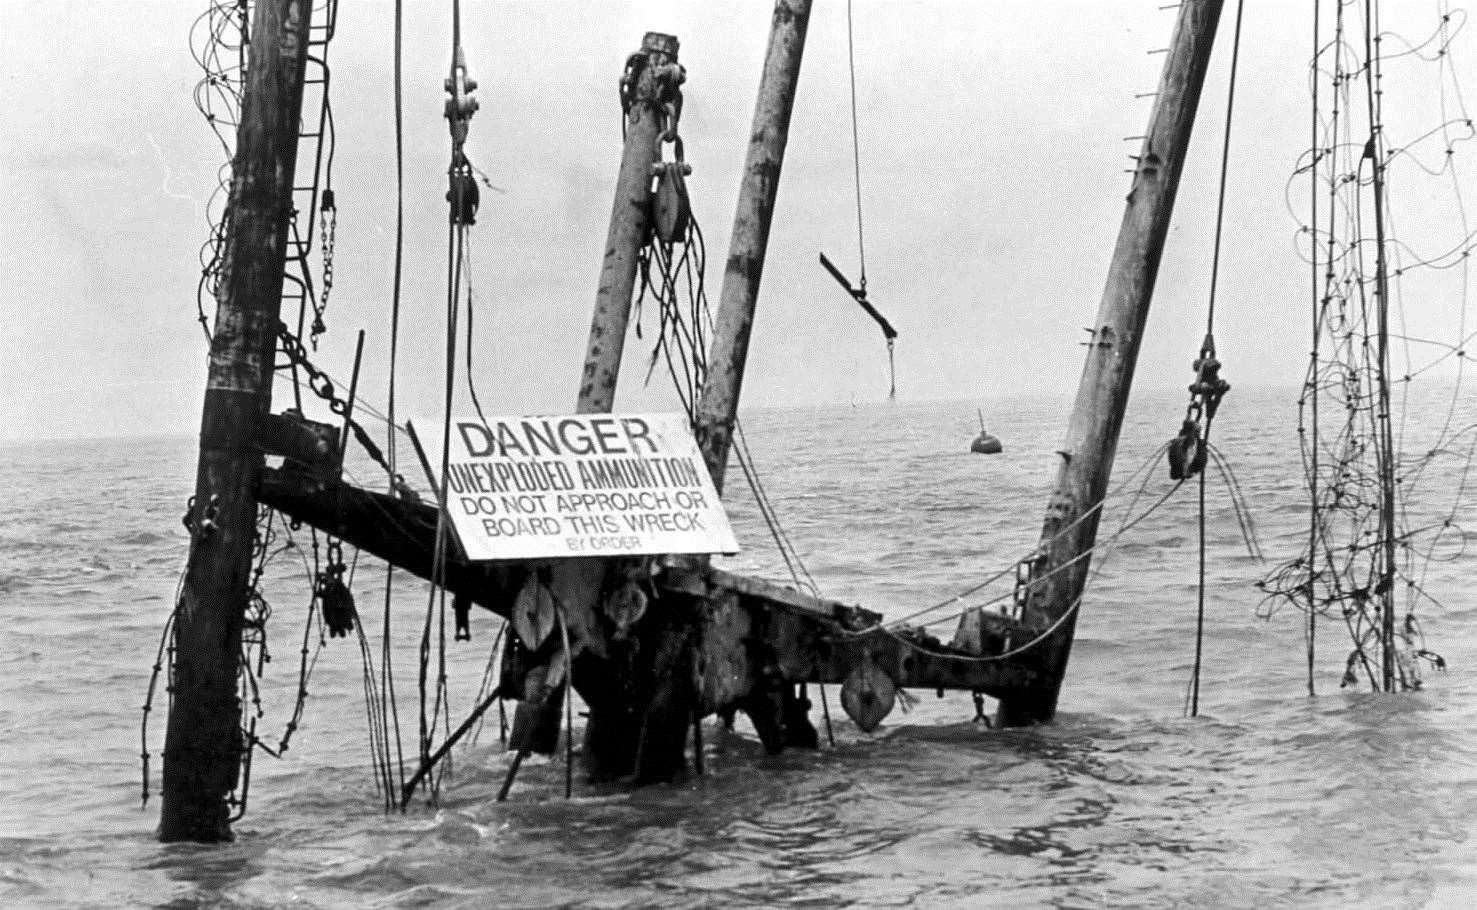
[259,469,1047,707]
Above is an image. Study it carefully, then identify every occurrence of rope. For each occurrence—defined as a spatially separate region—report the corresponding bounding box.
[845,0,867,293]
[872,473,1193,665]
[882,438,1174,634]
[411,0,487,803]
[1364,0,1399,693]
[462,243,491,424]
[733,419,819,595]
[637,210,711,417]
[139,565,189,807]
[1306,0,1322,699]
[415,218,459,805]
[558,608,574,800]
[380,0,409,803]
[398,684,502,808]
[832,443,1175,653]
[637,210,820,596]
[1186,0,1246,717]
[868,431,1260,676]
[189,0,248,343]
[353,604,395,809]
[837,0,895,399]
[1203,0,1244,336]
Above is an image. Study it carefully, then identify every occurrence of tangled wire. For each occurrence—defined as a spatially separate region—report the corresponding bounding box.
[1258,0,1474,692]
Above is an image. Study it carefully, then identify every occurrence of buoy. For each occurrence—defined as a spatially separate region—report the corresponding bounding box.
[970,433,1002,455]
[970,408,1003,454]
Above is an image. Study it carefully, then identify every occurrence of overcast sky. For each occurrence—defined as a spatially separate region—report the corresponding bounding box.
[2,1,1471,441]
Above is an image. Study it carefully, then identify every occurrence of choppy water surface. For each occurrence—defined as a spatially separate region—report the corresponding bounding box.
[5,388,1477,908]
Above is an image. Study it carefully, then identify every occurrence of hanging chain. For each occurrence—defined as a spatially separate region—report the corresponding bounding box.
[312,189,337,342]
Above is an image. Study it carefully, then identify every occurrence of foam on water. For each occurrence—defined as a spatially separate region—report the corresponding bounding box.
[4,389,1477,907]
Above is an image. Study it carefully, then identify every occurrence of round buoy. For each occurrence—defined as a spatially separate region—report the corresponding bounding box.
[970,432,1002,455]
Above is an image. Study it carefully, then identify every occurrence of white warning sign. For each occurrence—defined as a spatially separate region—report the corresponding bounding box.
[408,413,740,561]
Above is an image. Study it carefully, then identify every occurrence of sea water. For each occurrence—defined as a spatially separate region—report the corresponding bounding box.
[4,387,1477,908]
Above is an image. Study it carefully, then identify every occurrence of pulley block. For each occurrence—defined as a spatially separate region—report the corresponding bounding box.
[652,162,692,243]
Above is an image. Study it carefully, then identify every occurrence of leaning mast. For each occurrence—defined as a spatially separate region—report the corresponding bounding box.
[998,0,1227,726]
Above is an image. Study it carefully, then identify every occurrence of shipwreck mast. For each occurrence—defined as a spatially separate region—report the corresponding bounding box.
[997,0,1226,726]
[695,0,811,491]
[509,32,688,785]
[572,3,815,780]
[578,32,682,413]
[160,0,314,842]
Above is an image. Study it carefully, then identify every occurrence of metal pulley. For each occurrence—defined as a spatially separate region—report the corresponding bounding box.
[317,573,357,638]
[444,46,480,226]
[1167,419,1207,480]
[314,539,356,638]
[444,46,478,149]
[617,33,691,244]
[1166,333,1230,480]
[1189,335,1231,422]
[652,162,692,242]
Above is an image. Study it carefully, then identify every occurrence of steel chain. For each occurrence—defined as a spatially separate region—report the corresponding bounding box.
[276,324,394,477]
[312,189,336,343]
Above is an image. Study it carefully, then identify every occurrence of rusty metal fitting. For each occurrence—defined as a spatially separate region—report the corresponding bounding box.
[641,32,680,61]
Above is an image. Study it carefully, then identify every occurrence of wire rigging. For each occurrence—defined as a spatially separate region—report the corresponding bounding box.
[407,0,490,805]
[1186,0,1248,719]
[147,0,417,819]
[1306,0,1322,698]
[379,0,411,804]
[627,93,820,596]
[845,0,867,294]
[819,2,897,400]
[1260,0,1473,692]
